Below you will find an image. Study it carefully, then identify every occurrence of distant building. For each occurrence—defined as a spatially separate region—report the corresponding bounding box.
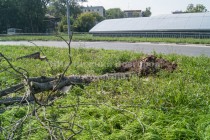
[81,6,105,17]
[124,10,142,18]
[172,11,187,14]
[44,14,60,33]
[89,12,210,38]
[7,28,22,35]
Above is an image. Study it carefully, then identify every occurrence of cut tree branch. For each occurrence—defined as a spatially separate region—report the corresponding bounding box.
[0,73,134,105]
[0,76,56,98]
[0,96,34,105]
[16,52,46,61]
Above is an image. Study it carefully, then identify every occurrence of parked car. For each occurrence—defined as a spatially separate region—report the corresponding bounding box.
[7,28,22,35]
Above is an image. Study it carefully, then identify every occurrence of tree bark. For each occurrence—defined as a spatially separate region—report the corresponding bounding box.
[0,76,56,98]
[0,96,34,105]
[0,73,133,97]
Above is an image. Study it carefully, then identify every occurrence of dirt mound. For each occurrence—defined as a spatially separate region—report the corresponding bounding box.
[115,55,177,76]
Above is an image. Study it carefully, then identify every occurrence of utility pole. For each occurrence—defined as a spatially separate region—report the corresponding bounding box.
[66,0,72,38]
[66,0,87,39]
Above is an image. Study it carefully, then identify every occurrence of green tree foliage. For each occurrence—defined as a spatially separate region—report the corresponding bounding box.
[132,12,141,17]
[58,15,75,32]
[47,0,83,33]
[47,0,66,17]
[142,7,152,17]
[186,4,208,13]
[105,8,124,19]
[0,0,48,33]
[47,0,82,18]
[73,12,104,32]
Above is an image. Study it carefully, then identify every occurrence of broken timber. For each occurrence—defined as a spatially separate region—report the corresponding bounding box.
[0,73,134,105]
[0,55,177,105]
[16,52,47,60]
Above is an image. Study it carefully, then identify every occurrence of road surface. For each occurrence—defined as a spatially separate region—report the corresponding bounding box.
[0,41,210,56]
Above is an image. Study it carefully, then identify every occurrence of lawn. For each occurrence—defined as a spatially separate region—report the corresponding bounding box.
[0,45,210,139]
[0,33,210,45]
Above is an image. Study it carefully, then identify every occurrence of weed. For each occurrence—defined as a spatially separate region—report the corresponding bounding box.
[0,45,210,139]
[0,34,210,44]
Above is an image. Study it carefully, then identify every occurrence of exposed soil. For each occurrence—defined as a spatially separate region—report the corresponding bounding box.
[115,55,177,76]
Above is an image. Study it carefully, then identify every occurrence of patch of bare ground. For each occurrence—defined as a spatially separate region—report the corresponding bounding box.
[115,55,177,76]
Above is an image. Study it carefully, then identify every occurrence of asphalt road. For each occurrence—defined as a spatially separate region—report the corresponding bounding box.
[0,41,210,57]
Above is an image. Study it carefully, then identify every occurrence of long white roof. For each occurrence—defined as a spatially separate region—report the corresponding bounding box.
[90,12,210,33]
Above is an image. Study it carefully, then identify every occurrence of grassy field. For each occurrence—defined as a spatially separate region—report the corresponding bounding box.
[0,34,210,45]
[0,45,210,139]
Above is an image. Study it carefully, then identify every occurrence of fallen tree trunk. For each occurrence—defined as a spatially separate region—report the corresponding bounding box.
[0,76,57,98]
[31,72,134,93]
[0,96,34,105]
[1,73,134,97]
[0,55,177,105]
[0,73,134,105]
[0,84,24,97]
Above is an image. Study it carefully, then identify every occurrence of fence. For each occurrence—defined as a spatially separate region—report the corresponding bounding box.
[1,31,210,39]
[0,32,89,37]
[92,31,210,39]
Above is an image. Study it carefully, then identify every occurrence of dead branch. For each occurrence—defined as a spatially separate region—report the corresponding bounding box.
[0,53,29,78]
[0,73,134,98]
[0,54,177,106]
[0,97,34,105]
[34,109,58,140]
[55,33,73,77]
[0,84,24,97]
[28,41,54,71]
[0,32,178,140]
[0,29,83,139]
[0,76,56,98]
[0,73,135,106]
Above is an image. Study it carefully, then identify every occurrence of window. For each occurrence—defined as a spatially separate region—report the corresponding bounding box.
[128,12,132,17]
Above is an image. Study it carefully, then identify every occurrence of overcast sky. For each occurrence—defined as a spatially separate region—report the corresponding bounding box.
[80,0,210,16]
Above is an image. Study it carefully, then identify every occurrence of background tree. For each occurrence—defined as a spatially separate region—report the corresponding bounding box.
[47,0,82,18]
[47,0,83,32]
[142,7,152,17]
[47,0,67,17]
[0,0,49,33]
[105,8,124,19]
[132,12,140,17]
[73,12,104,32]
[186,4,208,13]
[58,16,75,32]
[0,0,18,33]
[18,0,48,33]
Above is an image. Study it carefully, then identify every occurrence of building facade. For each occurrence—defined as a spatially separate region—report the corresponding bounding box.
[124,10,142,18]
[44,14,60,33]
[81,6,105,17]
[89,12,210,38]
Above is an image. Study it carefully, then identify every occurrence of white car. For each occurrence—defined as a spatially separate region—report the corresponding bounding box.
[7,28,22,35]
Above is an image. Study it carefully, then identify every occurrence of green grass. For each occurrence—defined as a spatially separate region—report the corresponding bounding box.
[0,45,210,139]
[0,34,210,45]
